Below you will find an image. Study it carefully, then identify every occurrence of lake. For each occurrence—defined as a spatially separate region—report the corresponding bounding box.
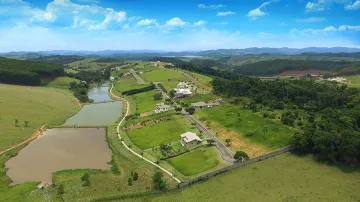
[88,85,112,103]
[5,128,112,185]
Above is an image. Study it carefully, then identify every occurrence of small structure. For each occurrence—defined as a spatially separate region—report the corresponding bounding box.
[180,132,202,150]
[154,103,170,113]
[174,82,192,98]
[109,76,115,81]
[326,77,347,83]
[191,99,225,109]
[310,73,323,78]
[80,80,87,84]
[167,63,175,67]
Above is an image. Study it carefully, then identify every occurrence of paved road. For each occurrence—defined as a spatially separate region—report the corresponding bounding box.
[184,115,235,163]
[130,69,147,84]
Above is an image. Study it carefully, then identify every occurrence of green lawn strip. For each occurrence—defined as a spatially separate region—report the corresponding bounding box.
[0,84,79,151]
[131,90,162,114]
[126,153,360,202]
[194,105,295,149]
[48,76,80,88]
[125,111,177,126]
[179,94,219,105]
[167,147,223,176]
[116,76,151,93]
[126,115,197,150]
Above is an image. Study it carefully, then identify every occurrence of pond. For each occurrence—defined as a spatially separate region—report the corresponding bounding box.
[62,101,123,126]
[88,85,112,103]
[5,128,112,185]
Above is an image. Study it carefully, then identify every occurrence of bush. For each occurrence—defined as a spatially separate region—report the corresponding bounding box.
[233,151,249,161]
[133,172,139,181]
[128,178,133,186]
[245,131,255,137]
[152,171,166,190]
[81,173,90,186]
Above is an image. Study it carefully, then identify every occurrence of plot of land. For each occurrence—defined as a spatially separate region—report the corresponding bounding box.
[127,116,197,149]
[180,94,219,105]
[181,70,213,91]
[140,68,191,90]
[115,75,151,93]
[168,147,221,176]
[0,84,78,151]
[345,74,360,88]
[48,76,79,88]
[194,105,295,156]
[131,90,161,114]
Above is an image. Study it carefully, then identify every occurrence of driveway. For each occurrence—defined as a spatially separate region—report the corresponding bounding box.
[130,69,147,84]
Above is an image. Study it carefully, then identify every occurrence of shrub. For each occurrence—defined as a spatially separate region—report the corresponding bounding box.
[128,178,133,186]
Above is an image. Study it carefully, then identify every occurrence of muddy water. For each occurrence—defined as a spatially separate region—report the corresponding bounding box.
[62,101,122,126]
[5,128,111,185]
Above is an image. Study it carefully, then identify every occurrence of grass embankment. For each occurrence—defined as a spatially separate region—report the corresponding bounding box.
[194,105,295,157]
[124,153,360,202]
[48,76,80,88]
[131,90,161,114]
[116,76,151,93]
[140,68,191,91]
[0,84,79,151]
[168,147,222,176]
[127,115,197,149]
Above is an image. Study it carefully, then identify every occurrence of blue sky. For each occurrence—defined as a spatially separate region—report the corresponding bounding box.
[0,0,359,51]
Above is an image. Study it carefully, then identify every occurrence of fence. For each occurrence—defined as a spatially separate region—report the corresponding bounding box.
[179,146,293,188]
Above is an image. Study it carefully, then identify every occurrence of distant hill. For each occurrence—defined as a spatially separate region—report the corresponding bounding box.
[26,55,86,65]
[0,57,64,85]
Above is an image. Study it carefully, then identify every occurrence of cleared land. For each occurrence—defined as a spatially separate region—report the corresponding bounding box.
[131,90,161,114]
[126,115,197,149]
[181,70,213,91]
[194,105,295,157]
[180,94,219,105]
[48,76,79,88]
[140,68,191,91]
[345,74,360,88]
[126,153,360,202]
[0,84,79,151]
[168,147,221,176]
[116,76,151,93]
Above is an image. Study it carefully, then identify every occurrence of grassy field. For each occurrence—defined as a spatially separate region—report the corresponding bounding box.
[179,94,219,105]
[181,70,213,91]
[64,69,79,74]
[131,90,161,114]
[168,147,221,176]
[194,105,295,157]
[0,84,79,151]
[126,115,197,149]
[345,74,360,88]
[123,153,360,202]
[125,111,177,126]
[116,76,151,93]
[140,68,191,91]
[48,76,80,88]
[67,58,123,70]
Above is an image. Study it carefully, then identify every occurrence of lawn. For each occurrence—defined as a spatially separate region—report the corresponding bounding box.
[116,76,151,93]
[131,90,162,114]
[48,76,80,88]
[179,94,219,105]
[345,74,360,88]
[194,105,295,157]
[168,147,221,176]
[0,84,79,151]
[125,111,177,126]
[126,153,360,202]
[140,68,191,91]
[126,115,197,149]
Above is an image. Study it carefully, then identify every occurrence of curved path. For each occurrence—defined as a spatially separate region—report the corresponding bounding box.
[109,84,181,183]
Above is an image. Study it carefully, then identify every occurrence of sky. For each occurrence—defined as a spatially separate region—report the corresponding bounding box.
[0,0,359,51]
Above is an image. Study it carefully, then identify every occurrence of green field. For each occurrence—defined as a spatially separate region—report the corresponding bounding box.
[0,84,79,151]
[140,68,191,90]
[125,111,176,126]
[131,90,161,114]
[127,116,197,149]
[116,76,151,93]
[64,69,79,74]
[182,70,213,91]
[180,94,219,105]
[48,76,80,88]
[168,147,221,176]
[345,74,360,88]
[194,105,295,155]
[123,153,360,202]
[67,58,123,70]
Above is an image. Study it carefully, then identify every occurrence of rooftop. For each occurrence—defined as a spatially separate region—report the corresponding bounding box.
[180,132,201,143]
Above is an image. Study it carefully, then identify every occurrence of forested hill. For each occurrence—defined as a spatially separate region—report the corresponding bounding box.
[26,55,86,65]
[0,57,64,86]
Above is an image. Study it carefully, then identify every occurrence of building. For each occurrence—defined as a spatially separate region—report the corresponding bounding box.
[109,76,115,81]
[326,77,347,83]
[191,99,225,109]
[180,132,202,150]
[154,103,170,113]
[310,73,323,78]
[173,82,192,98]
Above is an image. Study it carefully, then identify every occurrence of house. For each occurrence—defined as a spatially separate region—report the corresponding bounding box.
[310,73,323,78]
[154,103,170,113]
[109,76,115,81]
[173,82,192,98]
[180,132,202,150]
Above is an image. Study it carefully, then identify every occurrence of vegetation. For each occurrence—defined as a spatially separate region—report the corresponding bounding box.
[116,76,151,93]
[152,171,166,191]
[48,76,80,88]
[168,147,222,176]
[140,68,191,90]
[233,151,249,161]
[122,84,156,96]
[27,55,86,64]
[69,81,91,103]
[131,90,162,114]
[180,94,218,105]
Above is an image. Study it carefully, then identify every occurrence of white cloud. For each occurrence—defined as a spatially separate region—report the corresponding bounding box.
[198,4,225,9]
[345,0,360,10]
[128,16,142,21]
[290,24,360,35]
[216,22,228,25]
[217,11,235,16]
[136,18,157,27]
[76,0,99,3]
[165,17,187,27]
[247,0,278,20]
[193,20,207,26]
[296,17,326,22]
[324,26,336,31]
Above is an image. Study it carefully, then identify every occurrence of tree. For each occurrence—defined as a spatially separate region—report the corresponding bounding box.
[169,90,176,98]
[15,119,19,127]
[58,184,65,195]
[24,120,29,127]
[233,151,249,161]
[133,172,139,181]
[185,107,195,115]
[152,171,166,190]
[128,178,133,186]
[154,92,162,100]
[175,107,182,112]
[81,173,90,186]
[207,139,216,146]
[225,138,232,146]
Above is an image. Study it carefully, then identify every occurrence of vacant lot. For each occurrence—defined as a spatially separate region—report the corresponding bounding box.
[127,153,360,202]
[0,84,79,151]
[48,76,79,88]
[180,94,219,105]
[127,115,197,149]
[131,90,161,114]
[182,70,213,91]
[168,147,221,176]
[116,76,151,93]
[194,105,295,157]
[140,68,191,90]
[345,74,360,88]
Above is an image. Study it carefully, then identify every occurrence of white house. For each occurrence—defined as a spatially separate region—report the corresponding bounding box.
[154,103,170,113]
[173,82,192,97]
[180,132,202,150]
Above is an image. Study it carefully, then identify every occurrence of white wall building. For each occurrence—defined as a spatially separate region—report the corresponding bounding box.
[154,103,170,113]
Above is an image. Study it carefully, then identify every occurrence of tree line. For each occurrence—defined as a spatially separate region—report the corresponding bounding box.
[26,55,86,65]
[122,84,155,95]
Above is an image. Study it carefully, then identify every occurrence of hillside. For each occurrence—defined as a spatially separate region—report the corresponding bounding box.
[0,57,64,85]
[26,55,86,65]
